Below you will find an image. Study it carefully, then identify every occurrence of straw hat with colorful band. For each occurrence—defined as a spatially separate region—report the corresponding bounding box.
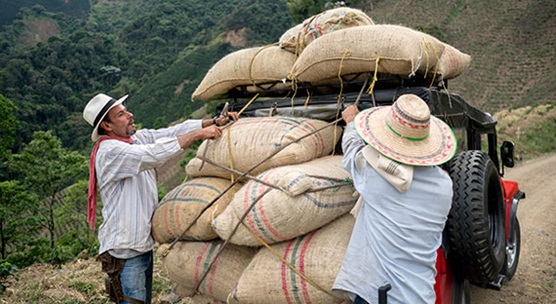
[354,94,457,166]
[83,93,129,141]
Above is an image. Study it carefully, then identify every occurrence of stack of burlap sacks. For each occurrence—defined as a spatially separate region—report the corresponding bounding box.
[191,7,471,102]
[153,116,357,304]
[154,7,472,304]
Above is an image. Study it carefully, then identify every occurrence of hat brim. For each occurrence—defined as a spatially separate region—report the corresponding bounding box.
[354,106,457,166]
[91,95,128,141]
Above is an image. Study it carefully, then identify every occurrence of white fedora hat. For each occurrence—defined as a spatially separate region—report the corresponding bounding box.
[83,93,128,141]
[354,94,457,166]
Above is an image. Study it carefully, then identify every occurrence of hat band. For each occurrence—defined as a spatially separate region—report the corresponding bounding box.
[93,98,117,128]
[386,121,429,141]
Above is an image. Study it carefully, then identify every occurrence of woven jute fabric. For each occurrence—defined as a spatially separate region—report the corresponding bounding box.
[151,177,243,243]
[157,241,257,303]
[192,46,295,101]
[172,284,226,304]
[280,7,374,54]
[212,156,356,246]
[186,117,341,179]
[229,215,354,304]
[291,24,446,83]
[437,43,472,80]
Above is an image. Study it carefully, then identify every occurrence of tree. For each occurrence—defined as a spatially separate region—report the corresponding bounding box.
[9,131,87,249]
[0,95,18,160]
[0,94,19,182]
[0,180,38,259]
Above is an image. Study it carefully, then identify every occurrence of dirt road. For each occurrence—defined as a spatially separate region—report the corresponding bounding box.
[470,154,556,304]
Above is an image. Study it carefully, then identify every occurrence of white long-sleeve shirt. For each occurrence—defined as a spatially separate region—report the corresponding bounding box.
[333,123,453,304]
[95,119,202,258]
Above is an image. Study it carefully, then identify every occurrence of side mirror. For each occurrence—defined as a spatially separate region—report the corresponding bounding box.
[500,141,515,168]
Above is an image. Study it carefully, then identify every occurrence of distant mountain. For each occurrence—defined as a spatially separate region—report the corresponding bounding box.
[0,0,554,155]
[0,0,90,27]
[366,0,556,113]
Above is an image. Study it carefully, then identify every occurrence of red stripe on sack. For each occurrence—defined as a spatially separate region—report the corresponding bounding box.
[244,170,277,242]
[257,170,287,241]
[194,242,211,283]
[207,252,221,298]
[281,240,295,304]
[299,231,318,304]
[301,120,327,156]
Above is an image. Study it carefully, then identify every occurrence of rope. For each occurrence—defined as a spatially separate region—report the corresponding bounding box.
[226,127,235,182]
[354,78,369,107]
[241,221,344,300]
[303,89,311,109]
[289,79,298,117]
[248,43,278,89]
[191,188,272,295]
[189,119,345,294]
[196,156,353,195]
[161,117,343,258]
[196,156,292,195]
[197,93,259,172]
[421,38,431,76]
[367,56,381,95]
[331,50,351,155]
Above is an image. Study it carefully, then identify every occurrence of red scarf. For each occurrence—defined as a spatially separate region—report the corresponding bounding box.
[88,136,132,230]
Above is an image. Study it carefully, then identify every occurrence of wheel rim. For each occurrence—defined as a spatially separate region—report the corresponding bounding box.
[506,230,517,268]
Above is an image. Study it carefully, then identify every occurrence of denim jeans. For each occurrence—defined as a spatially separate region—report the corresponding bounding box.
[119,251,153,304]
[354,295,369,304]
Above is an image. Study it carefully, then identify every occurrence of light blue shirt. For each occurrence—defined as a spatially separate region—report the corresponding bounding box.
[96,119,202,258]
[333,123,453,304]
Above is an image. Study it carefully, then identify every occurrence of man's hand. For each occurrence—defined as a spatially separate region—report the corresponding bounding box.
[342,105,360,124]
[198,125,222,140]
[177,125,223,149]
[214,111,239,126]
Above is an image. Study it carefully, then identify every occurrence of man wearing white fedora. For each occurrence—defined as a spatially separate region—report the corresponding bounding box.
[333,94,458,304]
[83,93,238,304]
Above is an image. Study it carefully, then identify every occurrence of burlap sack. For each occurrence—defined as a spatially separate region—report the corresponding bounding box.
[291,24,446,83]
[212,155,356,246]
[192,46,296,101]
[186,117,342,179]
[280,7,374,54]
[229,214,355,304]
[437,43,472,80]
[173,284,226,304]
[152,177,243,243]
[157,241,257,303]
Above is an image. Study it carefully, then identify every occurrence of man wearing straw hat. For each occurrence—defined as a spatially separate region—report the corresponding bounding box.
[83,93,238,304]
[333,94,457,304]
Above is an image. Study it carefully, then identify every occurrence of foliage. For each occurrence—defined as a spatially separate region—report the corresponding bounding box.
[285,0,365,23]
[158,184,168,202]
[0,258,18,278]
[180,141,201,170]
[0,0,90,28]
[0,0,292,154]
[0,30,124,152]
[0,180,39,259]
[221,0,292,44]
[0,95,18,179]
[6,238,50,268]
[8,131,88,249]
[130,43,236,126]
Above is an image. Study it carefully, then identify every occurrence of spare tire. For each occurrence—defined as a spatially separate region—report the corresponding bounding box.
[445,150,506,286]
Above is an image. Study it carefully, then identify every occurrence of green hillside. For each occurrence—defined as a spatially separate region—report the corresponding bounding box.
[0,0,89,27]
[0,0,554,154]
[366,0,556,113]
